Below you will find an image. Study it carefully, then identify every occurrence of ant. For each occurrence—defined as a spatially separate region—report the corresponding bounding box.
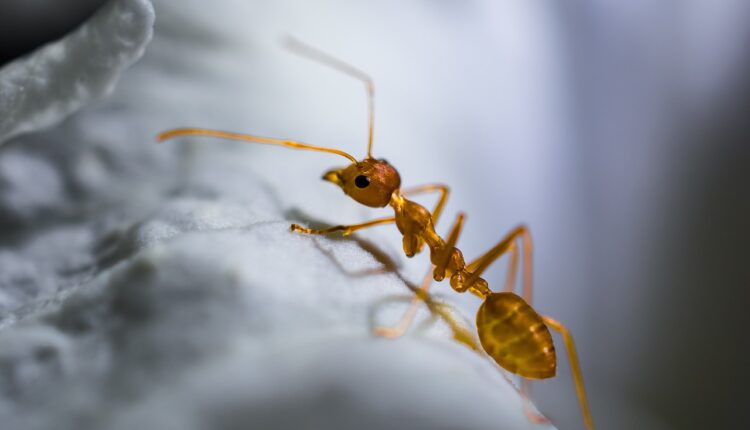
[158,38,595,430]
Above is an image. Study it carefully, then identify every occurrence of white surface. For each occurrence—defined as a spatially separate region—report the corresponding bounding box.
[0,0,154,144]
[0,1,557,429]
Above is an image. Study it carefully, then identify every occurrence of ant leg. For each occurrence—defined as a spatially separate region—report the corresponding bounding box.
[402,183,450,254]
[542,316,596,430]
[290,217,395,236]
[373,267,434,338]
[465,225,534,302]
[290,183,447,239]
[424,294,479,350]
[464,226,552,423]
[402,183,450,226]
[504,241,520,292]
[374,213,463,336]
[520,379,552,425]
[371,188,470,344]
[374,266,478,350]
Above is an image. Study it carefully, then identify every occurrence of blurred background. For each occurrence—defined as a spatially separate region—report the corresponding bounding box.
[1,1,748,429]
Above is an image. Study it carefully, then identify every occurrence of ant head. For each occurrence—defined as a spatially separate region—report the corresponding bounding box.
[323,158,401,207]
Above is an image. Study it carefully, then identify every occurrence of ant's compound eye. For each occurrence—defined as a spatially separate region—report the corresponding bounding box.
[355,175,370,188]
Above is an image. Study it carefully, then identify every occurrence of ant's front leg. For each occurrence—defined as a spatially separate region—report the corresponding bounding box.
[290,216,395,236]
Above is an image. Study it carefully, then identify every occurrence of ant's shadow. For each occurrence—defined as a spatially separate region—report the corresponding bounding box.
[284,207,455,332]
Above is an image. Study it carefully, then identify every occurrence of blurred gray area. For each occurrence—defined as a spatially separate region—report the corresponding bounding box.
[1,1,749,429]
[558,2,750,429]
[0,0,107,65]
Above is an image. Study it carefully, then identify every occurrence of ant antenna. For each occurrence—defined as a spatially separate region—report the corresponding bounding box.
[285,36,375,159]
[157,128,358,163]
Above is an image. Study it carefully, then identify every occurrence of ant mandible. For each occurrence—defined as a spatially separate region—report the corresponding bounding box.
[158,38,595,430]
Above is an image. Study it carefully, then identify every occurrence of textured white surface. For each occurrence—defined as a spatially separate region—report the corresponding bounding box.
[0,1,557,429]
[0,0,154,144]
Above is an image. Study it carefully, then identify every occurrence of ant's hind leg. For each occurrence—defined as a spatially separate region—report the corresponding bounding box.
[542,316,595,430]
[290,217,395,236]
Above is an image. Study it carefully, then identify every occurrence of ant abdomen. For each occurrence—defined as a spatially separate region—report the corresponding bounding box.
[476,292,557,379]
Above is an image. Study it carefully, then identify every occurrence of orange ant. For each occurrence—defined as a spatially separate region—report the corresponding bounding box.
[158,38,595,430]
